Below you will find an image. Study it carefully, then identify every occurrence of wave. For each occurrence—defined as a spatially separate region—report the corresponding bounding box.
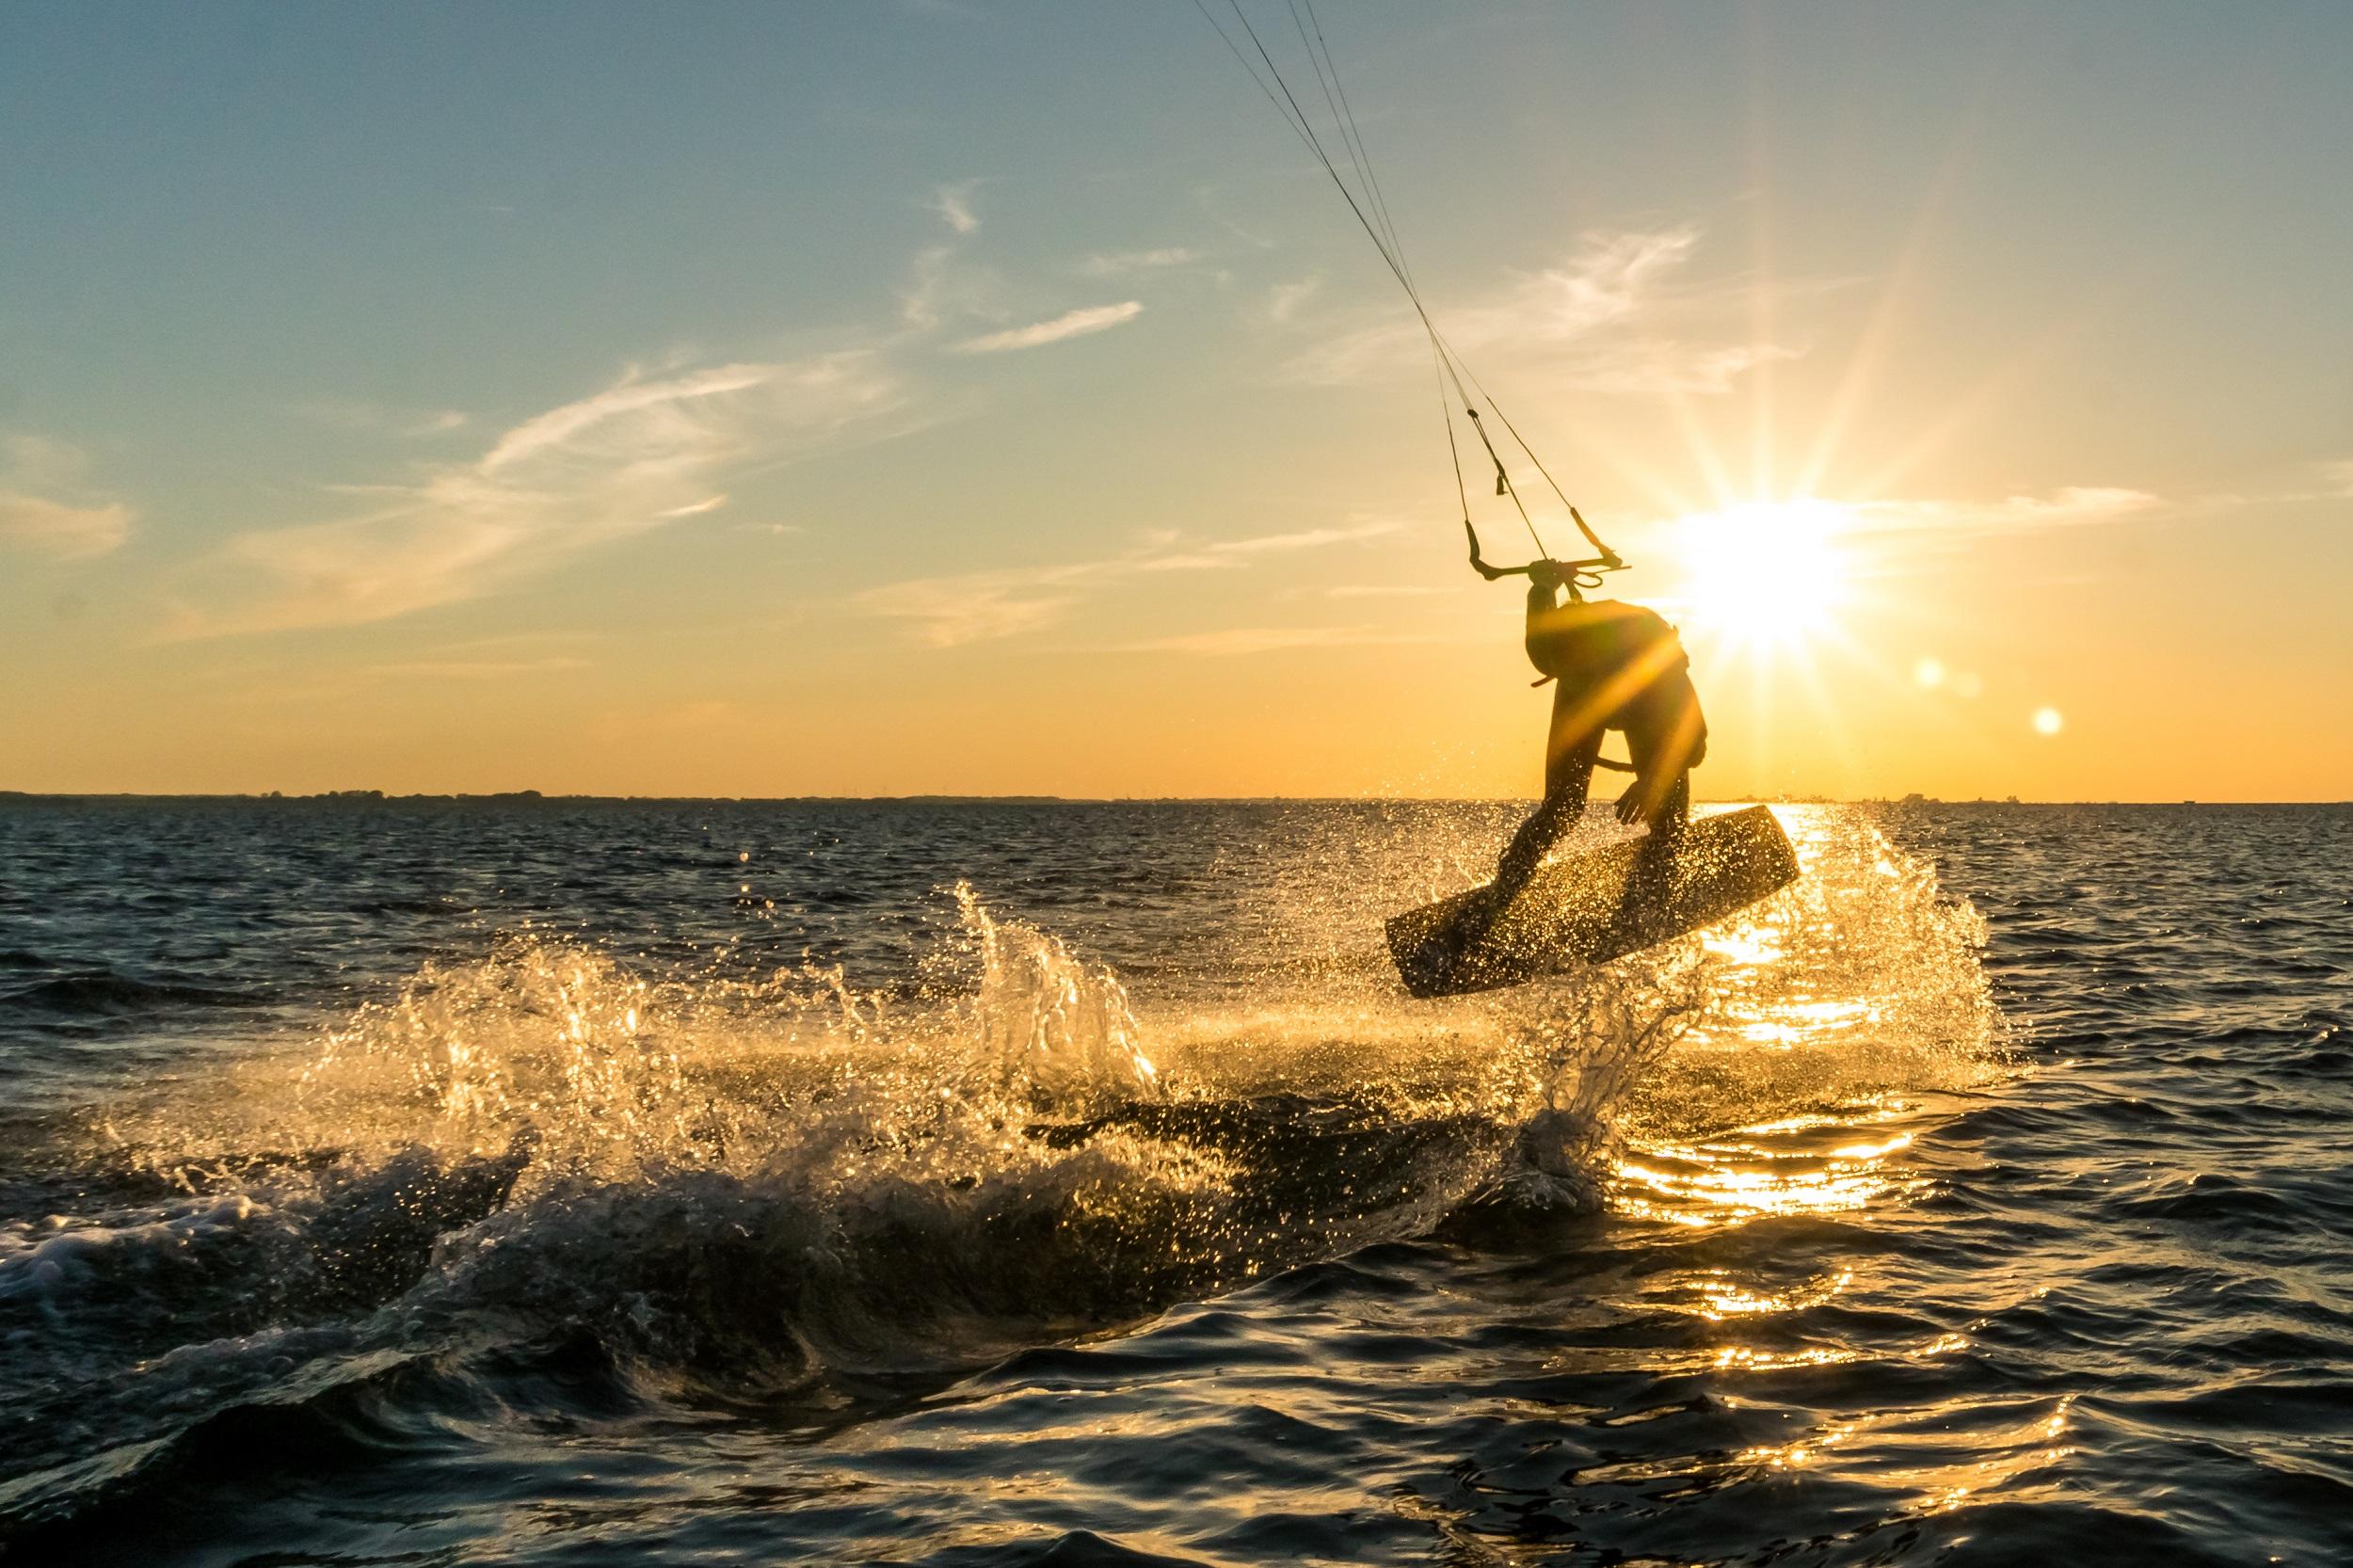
[0,807,2003,1540]
[0,971,263,1018]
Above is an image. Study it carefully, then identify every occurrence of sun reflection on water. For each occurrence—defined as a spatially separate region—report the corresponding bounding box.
[1711,1344,1861,1372]
[1691,1266,1855,1320]
[1477,800,2022,1535]
[1613,803,1996,1234]
[1613,1125,1930,1228]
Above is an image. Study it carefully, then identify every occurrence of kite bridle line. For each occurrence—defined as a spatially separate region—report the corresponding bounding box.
[1190,0,1633,593]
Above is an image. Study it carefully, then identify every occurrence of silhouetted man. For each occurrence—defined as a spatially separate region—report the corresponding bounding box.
[1492,560,1707,903]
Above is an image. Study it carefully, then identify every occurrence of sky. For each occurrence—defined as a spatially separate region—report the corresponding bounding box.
[3,0,2348,801]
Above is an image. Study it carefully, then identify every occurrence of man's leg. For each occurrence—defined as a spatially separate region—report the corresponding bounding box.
[1495,728,1601,902]
[1621,718,1695,928]
[1645,764,1692,847]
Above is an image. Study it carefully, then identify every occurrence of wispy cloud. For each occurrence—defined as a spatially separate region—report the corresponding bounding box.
[1849,486,2161,535]
[298,401,470,438]
[898,187,1032,334]
[1114,624,1449,656]
[1557,341,1803,396]
[858,519,1399,646]
[0,435,132,559]
[179,354,905,637]
[900,244,1010,331]
[859,569,1096,647]
[1286,226,1807,395]
[368,656,594,680]
[1134,522,1399,570]
[5,433,87,484]
[1265,274,1323,324]
[931,180,981,235]
[1079,248,1199,277]
[0,493,132,560]
[901,177,1003,330]
[953,302,1144,354]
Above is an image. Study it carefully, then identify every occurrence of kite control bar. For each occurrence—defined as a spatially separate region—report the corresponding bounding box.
[1465,518,1626,594]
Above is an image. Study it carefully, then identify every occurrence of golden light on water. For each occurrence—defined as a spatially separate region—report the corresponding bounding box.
[1691,1267,1857,1320]
[1616,1141,1928,1227]
[1699,926,1787,968]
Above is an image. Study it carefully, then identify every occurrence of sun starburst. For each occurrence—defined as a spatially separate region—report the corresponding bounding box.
[1661,497,1853,656]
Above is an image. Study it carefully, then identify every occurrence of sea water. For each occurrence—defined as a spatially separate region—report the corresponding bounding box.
[0,799,2345,1564]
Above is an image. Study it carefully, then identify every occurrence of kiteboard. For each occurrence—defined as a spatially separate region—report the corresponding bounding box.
[1386,805,1800,998]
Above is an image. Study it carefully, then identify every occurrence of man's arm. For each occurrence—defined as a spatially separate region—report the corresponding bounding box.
[1523,560,1565,677]
[1613,664,1707,827]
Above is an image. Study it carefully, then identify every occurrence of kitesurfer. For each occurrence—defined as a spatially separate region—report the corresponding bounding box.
[1491,560,1707,903]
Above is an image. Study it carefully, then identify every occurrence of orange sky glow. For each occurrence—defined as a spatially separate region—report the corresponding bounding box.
[4,6,2348,800]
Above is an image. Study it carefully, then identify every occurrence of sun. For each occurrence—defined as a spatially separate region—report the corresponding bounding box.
[1664,497,1852,653]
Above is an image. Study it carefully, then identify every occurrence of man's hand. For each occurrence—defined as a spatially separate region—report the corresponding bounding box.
[1613,780,1652,825]
[1527,558,1565,592]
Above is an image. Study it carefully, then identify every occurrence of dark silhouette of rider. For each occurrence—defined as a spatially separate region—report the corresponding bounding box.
[1492,560,1707,902]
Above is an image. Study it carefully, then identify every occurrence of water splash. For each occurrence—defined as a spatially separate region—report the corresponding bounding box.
[954,881,1160,1109]
[4,807,2005,1535]
[1620,807,2006,1142]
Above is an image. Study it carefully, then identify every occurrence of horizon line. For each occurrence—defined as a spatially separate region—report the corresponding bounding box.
[3,791,2345,808]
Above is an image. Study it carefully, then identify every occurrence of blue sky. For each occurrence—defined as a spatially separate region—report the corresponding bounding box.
[4,2,2349,796]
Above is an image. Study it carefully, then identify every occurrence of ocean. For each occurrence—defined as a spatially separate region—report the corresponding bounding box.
[1,798,2345,1565]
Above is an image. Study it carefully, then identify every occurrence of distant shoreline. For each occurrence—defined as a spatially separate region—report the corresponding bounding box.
[2,792,2345,808]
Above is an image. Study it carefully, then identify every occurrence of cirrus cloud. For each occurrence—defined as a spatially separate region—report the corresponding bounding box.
[953,301,1144,354]
[857,519,1400,647]
[1079,248,1199,277]
[0,435,133,559]
[1847,486,2161,535]
[1285,226,1814,396]
[173,354,907,638]
[0,492,132,560]
[931,180,982,236]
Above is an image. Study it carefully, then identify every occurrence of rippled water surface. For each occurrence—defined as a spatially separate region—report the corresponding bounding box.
[1,799,2345,1565]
